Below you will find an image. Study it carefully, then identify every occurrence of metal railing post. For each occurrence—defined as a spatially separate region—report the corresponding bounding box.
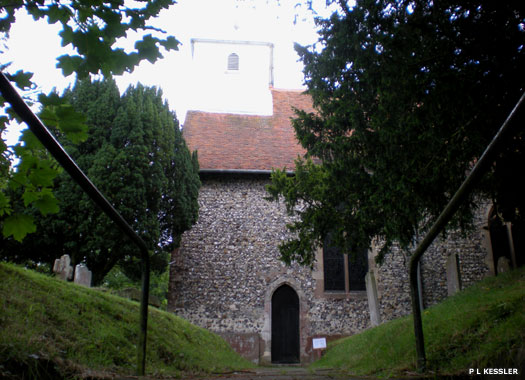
[408,92,525,371]
[0,72,151,376]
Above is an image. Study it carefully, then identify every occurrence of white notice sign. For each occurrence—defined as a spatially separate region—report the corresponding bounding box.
[312,337,327,350]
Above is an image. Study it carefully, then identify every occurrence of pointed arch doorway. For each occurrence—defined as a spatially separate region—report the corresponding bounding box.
[271,284,300,363]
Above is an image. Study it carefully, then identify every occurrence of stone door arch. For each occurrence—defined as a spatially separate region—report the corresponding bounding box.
[271,284,300,363]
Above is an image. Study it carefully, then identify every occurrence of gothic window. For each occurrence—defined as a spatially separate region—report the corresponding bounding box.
[323,233,345,291]
[227,53,239,71]
[348,247,368,291]
[323,233,368,292]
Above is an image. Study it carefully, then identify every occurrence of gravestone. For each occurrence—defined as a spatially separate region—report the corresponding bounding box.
[365,271,381,326]
[53,254,73,281]
[74,264,92,287]
[497,256,511,274]
[446,253,462,296]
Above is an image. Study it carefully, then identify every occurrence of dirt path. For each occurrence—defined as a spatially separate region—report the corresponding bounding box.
[79,366,367,380]
[192,367,365,380]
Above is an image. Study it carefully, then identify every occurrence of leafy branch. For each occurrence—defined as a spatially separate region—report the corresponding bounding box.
[1,0,180,241]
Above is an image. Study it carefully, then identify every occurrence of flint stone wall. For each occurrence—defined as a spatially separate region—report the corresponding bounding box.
[168,175,491,362]
[374,203,491,322]
[168,175,371,362]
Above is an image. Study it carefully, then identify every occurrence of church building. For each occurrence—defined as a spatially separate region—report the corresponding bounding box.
[167,38,515,364]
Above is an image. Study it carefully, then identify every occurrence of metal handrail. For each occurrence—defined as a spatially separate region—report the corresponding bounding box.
[0,72,151,376]
[408,91,525,371]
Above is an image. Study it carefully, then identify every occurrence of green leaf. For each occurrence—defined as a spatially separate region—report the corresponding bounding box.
[77,7,94,24]
[135,34,163,63]
[34,193,60,216]
[27,6,46,21]
[57,55,84,77]
[55,104,88,143]
[2,213,37,242]
[47,4,71,24]
[38,106,59,129]
[28,161,59,188]
[19,129,44,150]
[8,70,34,90]
[0,191,11,216]
[6,107,22,123]
[59,25,74,47]
[159,36,180,51]
[38,95,88,143]
[22,187,40,207]
[39,92,65,107]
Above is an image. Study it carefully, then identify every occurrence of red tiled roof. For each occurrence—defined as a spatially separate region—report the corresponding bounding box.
[182,88,315,171]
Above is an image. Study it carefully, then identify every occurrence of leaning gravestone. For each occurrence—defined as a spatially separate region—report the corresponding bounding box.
[53,254,73,281]
[74,264,92,287]
[497,256,511,274]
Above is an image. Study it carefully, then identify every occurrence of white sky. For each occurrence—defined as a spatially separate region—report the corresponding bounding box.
[1,0,336,145]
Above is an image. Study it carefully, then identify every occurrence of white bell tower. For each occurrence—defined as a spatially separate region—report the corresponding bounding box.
[188,38,274,115]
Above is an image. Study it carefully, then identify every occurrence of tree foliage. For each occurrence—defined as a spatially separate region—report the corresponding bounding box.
[1,0,179,241]
[1,79,200,285]
[0,0,178,77]
[267,0,525,266]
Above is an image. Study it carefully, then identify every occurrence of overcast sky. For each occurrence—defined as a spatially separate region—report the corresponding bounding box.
[2,0,335,139]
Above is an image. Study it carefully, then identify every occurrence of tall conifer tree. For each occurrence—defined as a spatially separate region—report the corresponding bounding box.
[1,79,200,284]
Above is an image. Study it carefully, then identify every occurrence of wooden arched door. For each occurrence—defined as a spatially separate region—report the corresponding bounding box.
[271,284,300,363]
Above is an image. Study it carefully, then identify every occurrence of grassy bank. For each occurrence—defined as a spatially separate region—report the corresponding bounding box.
[0,263,253,379]
[311,266,525,377]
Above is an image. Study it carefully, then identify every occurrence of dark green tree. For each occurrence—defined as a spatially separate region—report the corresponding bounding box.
[1,79,200,285]
[267,0,525,265]
[0,78,121,269]
[1,0,179,241]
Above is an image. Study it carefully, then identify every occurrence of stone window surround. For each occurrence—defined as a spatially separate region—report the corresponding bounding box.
[313,246,368,300]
